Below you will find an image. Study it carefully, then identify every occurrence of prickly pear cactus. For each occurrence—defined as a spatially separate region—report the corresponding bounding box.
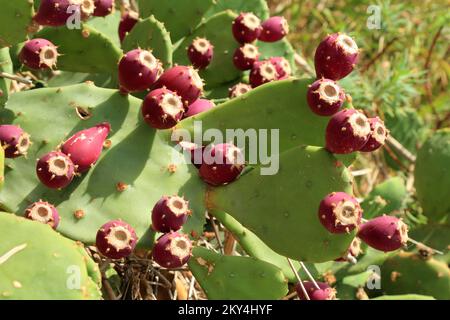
[188,246,288,299]
[0,0,447,302]
[0,213,101,299]
[380,251,450,300]
[415,129,450,223]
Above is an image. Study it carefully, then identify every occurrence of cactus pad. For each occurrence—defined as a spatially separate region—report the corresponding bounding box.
[188,246,288,299]
[0,0,34,48]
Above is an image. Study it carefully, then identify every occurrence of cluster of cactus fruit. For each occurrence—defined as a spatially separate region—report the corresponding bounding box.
[0,0,448,300]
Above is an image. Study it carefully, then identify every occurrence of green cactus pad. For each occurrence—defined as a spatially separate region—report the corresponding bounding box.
[0,0,34,48]
[36,25,122,74]
[205,0,270,20]
[380,251,450,300]
[122,15,173,68]
[137,0,215,42]
[372,294,435,300]
[175,79,329,162]
[0,213,101,300]
[211,210,316,283]
[86,11,122,48]
[415,129,450,223]
[361,177,407,219]
[188,246,288,299]
[0,47,13,107]
[208,146,355,262]
[0,83,206,246]
[172,11,239,88]
[410,223,450,264]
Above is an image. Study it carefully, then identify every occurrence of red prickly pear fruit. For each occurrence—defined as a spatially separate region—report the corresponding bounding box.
[269,56,291,79]
[142,88,184,129]
[359,117,389,152]
[249,60,279,88]
[34,0,95,26]
[93,0,114,17]
[118,10,139,43]
[187,38,214,70]
[334,237,362,262]
[296,281,336,300]
[314,33,359,81]
[307,78,345,116]
[153,66,204,107]
[357,215,409,252]
[232,12,262,44]
[19,38,58,70]
[184,99,215,118]
[177,141,204,168]
[258,16,289,42]
[96,220,138,259]
[318,192,362,234]
[325,109,371,154]
[199,143,245,186]
[118,49,162,93]
[233,44,260,71]
[0,125,31,158]
[151,195,190,232]
[60,122,111,173]
[229,83,252,98]
[24,201,60,229]
[36,151,76,189]
[152,232,192,269]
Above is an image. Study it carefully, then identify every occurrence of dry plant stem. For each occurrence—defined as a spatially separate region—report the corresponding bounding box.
[0,243,27,265]
[0,72,32,85]
[101,275,118,300]
[361,37,398,73]
[424,25,444,114]
[299,261,320,290]
[294,53,315,77]
[386,135,416,163]
[208,213,224,254]
[287,258,310,300]
[223,231,236,255]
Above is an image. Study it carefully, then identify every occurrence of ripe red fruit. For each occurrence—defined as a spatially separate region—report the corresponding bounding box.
[118,10,139,43]
[151,196,190,232]
[19,38,58,70]
[314,33,359,80]
[118,49,162,93]
[296,281,336,300]
[153,66,204,107]
[318,192,362,234]
[36,151,76,189]
[357,215,409,252]
[249,60,279,88]
[325,109,371,154]
[93,0,114,17]
[232,12,261,44]
[307,78,345,116]
[184,99,215,118]
[187,38,214,70]
[60,122,111,173]
[96,220,138,259]
[269,56,291,79]
[359,117,389,152]
[0,125,31,158]
[233,44,260,71]
[34,0,95,26]
[199,143,245,186]
[152,232,192,269]
[229,83,252,98]
[258,16,289,42]
[142,88,184,129]
[24,201,60,229]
